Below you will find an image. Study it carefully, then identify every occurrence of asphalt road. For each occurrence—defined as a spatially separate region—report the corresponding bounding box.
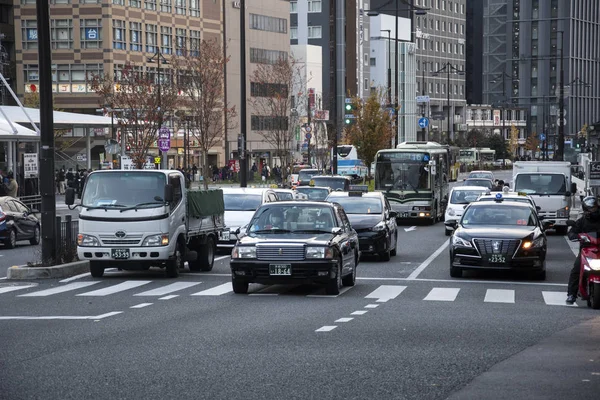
[2,188,599,399]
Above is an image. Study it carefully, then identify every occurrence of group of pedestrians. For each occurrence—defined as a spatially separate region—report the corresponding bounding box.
[55,167,90,197]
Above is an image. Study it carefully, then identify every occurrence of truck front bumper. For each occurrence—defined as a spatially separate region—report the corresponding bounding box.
[78,246,173,263]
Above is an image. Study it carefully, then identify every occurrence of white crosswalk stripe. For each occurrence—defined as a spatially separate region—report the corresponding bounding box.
[134,282,201,296]
[542,291,577,307]
[365,285,407,301]
[0,286,33,294]
[19,282,99,297]
[76,281,152,297]
[484,289,515,304]
[190,283,233,296]
[423,287,460,302]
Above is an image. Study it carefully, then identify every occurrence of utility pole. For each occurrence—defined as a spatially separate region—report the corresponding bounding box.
[239,0,248,187]
[307,93,311,166]
[557,31,565,161]
[394,0,399,145]
[334,0,345,175]
[36,0,56,264]
[420,61,427,142]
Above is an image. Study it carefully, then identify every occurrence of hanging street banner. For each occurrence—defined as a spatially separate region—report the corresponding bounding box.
[158,127,171,152]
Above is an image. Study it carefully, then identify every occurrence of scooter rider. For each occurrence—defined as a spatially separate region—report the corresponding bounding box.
[566,196,600,304]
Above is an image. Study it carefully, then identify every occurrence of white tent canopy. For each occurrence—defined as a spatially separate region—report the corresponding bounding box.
[0,106,113,129]
[0,119,39,141]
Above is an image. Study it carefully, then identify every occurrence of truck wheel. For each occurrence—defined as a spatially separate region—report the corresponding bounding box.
[90,262,104,278]
[198,237,215,272]
[590,282,600,310]
[232,277,248,294]
[166,240,184,278]
[326,260,342,295]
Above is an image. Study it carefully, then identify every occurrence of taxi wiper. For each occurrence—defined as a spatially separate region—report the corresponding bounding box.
[120,202,165,212]
[253,229,292,234]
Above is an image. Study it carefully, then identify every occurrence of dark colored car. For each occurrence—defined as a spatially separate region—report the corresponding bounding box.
[229,201,360,295]
[309,175,352,191]
[445,201,549,280]
[0,196,40,248]
[297,169,323,186]
[295,186,331,201]
[326,191,398,261]
[463,178,494,190]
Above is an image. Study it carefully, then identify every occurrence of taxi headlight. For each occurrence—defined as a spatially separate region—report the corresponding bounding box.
[452,235,472,248]
[447,208,456,216]
[522,236,545,249]
[232,246,256,259]
[306,246,334,259]
[372,221,387,232]
[142,234,169,246]
[77,234,100,247]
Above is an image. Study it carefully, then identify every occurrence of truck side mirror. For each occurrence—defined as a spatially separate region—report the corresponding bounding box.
[164,184,174,203]
[570,182,577,195]
[65,188,75,205]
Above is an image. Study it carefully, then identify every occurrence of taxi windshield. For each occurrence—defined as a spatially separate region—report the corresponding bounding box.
[248,205,337,233]
[450,189,486,204]
[329,197,382,214]
[295,187,329,201]
[310,177,347,190]
[462,205,537,226]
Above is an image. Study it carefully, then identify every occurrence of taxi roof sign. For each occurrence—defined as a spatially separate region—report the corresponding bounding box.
[349,185,368,192]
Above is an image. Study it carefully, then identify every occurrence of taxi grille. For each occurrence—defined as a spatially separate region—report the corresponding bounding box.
[474,239,520,256]
[256,245,305,261]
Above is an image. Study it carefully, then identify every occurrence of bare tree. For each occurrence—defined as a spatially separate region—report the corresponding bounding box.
[250,56,304,178]
[90,63,179,168]
[172,38,236,189]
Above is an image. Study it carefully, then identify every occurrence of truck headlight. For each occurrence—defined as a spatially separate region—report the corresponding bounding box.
[142,234,169,246]
[232,246,256,259]
[556,207,569,218]
[372,221,387,232]
[306,246,334,259]
[451,235,472,248]
[77,234,100,247]
[447,208,456,216]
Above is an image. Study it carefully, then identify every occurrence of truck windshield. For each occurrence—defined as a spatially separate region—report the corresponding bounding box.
[81,172,166,208]
[514,173,567,195]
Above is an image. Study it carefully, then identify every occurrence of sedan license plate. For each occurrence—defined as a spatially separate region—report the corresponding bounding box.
[269,264,292,276]
[401,212,409,218]
[221,230,230,241]
[487,254,506,264]
[112,248,130,259]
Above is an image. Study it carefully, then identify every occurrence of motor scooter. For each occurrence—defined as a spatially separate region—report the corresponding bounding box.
[567,220,600,309]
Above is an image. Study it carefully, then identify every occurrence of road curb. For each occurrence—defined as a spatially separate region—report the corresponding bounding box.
[7,260,90,280]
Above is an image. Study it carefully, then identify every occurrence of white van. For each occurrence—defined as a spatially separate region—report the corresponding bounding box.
[444,186,488,236]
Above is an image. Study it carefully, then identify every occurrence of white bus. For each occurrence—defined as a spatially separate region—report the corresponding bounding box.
[374,142,449,223]
[458,147,496,165]
[336,145,369,180]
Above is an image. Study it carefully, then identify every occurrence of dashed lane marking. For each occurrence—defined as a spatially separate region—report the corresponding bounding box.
[315,326,337,332]
[484,289,515,303]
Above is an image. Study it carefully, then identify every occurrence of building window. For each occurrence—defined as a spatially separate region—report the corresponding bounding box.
[460,4,464,13]
[436,20,439,30]
[130,22,142,51]
[290,27,298,39]
[189,0,200,17]
[81,0,100,3]
[250,82,288,97]
[443,21,446,31]
[161,26,172,54]
[308,0,321,12]
[250,14,287,33]
[176,28,186,55]
[22,20,38,50]
[370,57,376,66]
[80,19,102,49]
[436,83,439,93]
[175,0,185,15]
[251,116,289,131]
[113,20,126,50]
[460,24,464,35]
[129,0,141,7]
[442,42,446,52]
[24,63,102,93]
[442,83,445,94]
[145,0,156,11]
[364,78,368,91]
[113,0,125,5]
[23,64,39,82]
[308,26,322,39]
[250,48,288,64]
[51,19,73,50]
[290,1,297,13]
[160,0,171,13]
[190,30,201,55]
[146,24,158,53]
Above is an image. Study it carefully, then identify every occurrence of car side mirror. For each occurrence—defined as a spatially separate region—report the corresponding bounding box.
[444,220,458,230]
[389,211,398,218]
[566,220,576,227]
[233,227,241,235]
[536,206,541,212]
[164,184,174,203]
[65,188,75,205]
[331,227,343,235]
[570,182,577,194]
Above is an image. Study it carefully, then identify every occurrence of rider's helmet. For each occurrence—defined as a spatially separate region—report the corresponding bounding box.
[582,196,600,219]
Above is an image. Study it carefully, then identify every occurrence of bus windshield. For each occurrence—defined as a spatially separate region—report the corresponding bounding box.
[375,160,430,192]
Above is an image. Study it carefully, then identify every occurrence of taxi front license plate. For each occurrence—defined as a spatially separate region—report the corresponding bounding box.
[487,254,506,264]
[401,212,409,218]
[269,264,291,276]
[112,248,130,259]
[221,231,230,241]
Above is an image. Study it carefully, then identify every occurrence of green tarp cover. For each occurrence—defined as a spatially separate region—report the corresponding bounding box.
[187,189,224,218]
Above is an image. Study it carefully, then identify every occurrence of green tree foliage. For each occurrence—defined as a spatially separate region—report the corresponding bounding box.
[486,133,509,160]
[343,89,394,175]
[465,129,487,148]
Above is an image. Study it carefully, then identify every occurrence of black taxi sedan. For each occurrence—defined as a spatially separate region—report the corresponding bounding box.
[326,191,398,261]
[445,200,550,280]
[230,201,360,295]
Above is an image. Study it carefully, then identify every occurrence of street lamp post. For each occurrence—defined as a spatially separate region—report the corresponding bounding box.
[381,29,392,108]
[420,61,428,141]
[433,62,464,144]
[239,0,248,187]
[147,46,169,169]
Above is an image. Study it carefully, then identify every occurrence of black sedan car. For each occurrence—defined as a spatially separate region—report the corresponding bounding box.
[445,201,549,280]
[0,196,40,248]
[326,191,398,261]
[230,201,360,295]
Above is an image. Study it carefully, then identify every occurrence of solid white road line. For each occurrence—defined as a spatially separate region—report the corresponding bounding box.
[130,303,153,309]
[315,326,337,332]
[335,318,354,323]
[350,310,368,315]
[214,255,230,261]
[190,282,233,296]
[59,273,91,283]
[76,281,151,296]
[0,285,35,294]
[542,291,578,307]
[565,236,579,256]
[365,285,407,301]
[134,282,201,296]
[159,295,179,300]
[406,239,450,280]
[0,311,123,320]
[424,287,460,302]
[484,289,515,304]
[19,282,99,297]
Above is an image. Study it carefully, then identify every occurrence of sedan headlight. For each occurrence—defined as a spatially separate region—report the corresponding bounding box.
[77,234,100,247]
[231,246,256,259]
[142,234,169,247]
[447,208,456,216]
[306,246,334,259]
[556,207,569,218]
[522,236,545,249]
[372,221,387,232]
[451,235,472,248]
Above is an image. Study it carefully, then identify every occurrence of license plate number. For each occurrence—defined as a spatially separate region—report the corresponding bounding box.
[487,254,506,264]
[401,212,409,218]
[111,248,130,259]
[269,264,291,276]
[221,231,230,241]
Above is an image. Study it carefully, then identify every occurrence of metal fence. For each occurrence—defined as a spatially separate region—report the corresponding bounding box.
[55,215,78,264]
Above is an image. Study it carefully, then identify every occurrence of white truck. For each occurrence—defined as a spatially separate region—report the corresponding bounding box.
[512,161,577,234]
[65,169,224,278]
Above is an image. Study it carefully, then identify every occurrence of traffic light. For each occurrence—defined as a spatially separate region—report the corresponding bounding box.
[344,98,356,125]
[125,144,131,152]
